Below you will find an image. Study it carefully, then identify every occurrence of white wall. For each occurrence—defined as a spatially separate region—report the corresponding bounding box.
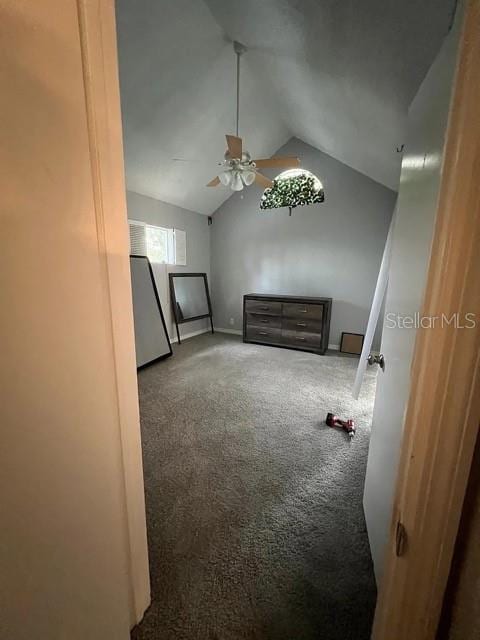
[126,190,211,340]
[363,9,463,582]
[210,138,396,348]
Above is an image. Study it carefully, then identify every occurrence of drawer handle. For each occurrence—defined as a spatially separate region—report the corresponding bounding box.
[296,336,306,341]
[259,306,269,310]
[299,308,308,313]
[259,331,268,335]
[260,319,269,323]
[296,322,307,327]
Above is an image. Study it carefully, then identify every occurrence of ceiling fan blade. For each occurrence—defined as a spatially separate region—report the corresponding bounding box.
[255,172,273,189]
[253,156,300,169]
[226,135,243,158]
[206,176,221,187]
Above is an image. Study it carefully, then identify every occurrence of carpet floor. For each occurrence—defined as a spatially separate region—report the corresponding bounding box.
[131,333,378,640]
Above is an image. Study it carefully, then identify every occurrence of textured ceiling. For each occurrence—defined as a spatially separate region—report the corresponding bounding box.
[116,0,454,214]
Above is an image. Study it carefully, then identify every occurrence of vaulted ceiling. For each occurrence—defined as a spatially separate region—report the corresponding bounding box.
[116,0,455,214]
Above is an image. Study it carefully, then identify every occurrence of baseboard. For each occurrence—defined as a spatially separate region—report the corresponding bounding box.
[169,328,210,344]
[328,343,340,351]
[215,327,243,336]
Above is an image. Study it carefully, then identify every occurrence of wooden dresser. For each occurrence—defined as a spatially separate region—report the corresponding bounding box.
[243,294,332,355]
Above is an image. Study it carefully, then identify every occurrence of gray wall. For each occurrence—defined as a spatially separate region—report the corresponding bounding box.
[126,190,211,339]
[210,138,396,348]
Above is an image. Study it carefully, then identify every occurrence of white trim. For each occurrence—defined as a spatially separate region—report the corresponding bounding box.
[169,327,210,344]
[353,207,396,398]
[215,327,243,336]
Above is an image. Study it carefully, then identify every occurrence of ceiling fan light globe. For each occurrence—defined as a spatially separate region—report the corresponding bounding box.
[219,171,232,186]
[231,172,244,191]
[242,170,256,186]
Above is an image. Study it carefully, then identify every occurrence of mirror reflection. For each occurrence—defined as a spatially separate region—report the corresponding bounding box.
[171,275,209,320]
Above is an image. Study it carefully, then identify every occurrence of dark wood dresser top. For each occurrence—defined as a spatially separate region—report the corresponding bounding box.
[244,293,332,304]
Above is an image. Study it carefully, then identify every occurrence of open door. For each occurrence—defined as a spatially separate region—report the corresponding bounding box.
[363,5,463,580]
[372,1,480,638]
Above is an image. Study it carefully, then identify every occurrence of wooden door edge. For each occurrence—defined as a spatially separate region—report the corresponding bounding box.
[373,2,480,638]
[76,0,151,627]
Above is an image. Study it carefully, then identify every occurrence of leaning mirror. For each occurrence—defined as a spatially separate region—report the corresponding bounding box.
[169,273,214,344]
[130,255,172,368]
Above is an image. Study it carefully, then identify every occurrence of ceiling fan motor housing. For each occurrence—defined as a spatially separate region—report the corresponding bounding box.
[224,148,251,162]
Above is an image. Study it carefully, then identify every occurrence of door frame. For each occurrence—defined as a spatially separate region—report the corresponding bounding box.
[77,0,150,626]
[373,1,480,638]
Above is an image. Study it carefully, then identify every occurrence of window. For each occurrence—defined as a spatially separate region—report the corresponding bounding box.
[128,220,186,266]
[145,225,169,264]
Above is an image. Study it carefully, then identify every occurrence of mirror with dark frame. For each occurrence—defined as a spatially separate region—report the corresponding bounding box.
[169,273,214,344]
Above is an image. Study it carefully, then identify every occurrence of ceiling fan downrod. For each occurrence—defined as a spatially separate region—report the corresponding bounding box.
[233,41,247,137]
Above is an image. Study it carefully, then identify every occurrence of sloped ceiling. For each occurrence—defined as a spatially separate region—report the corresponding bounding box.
[116,0,454,214]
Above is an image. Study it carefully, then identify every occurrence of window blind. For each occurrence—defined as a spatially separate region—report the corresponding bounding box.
[174,228,187,266]
[128,220,147,256]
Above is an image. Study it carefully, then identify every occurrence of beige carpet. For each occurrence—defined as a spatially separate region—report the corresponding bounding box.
[132,333,377,640]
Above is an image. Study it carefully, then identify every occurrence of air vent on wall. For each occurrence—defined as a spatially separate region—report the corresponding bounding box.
[128,220,147,256]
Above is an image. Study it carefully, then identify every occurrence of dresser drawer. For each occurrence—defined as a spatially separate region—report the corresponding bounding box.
[282,302,324,320]
[245,299,282,316]
[282,317,322,334]
[246,326,281,343]
[246,313,282,329]
[281,328,322,349]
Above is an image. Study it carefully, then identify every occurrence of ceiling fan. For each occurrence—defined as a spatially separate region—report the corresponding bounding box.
[206,41,300,191]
